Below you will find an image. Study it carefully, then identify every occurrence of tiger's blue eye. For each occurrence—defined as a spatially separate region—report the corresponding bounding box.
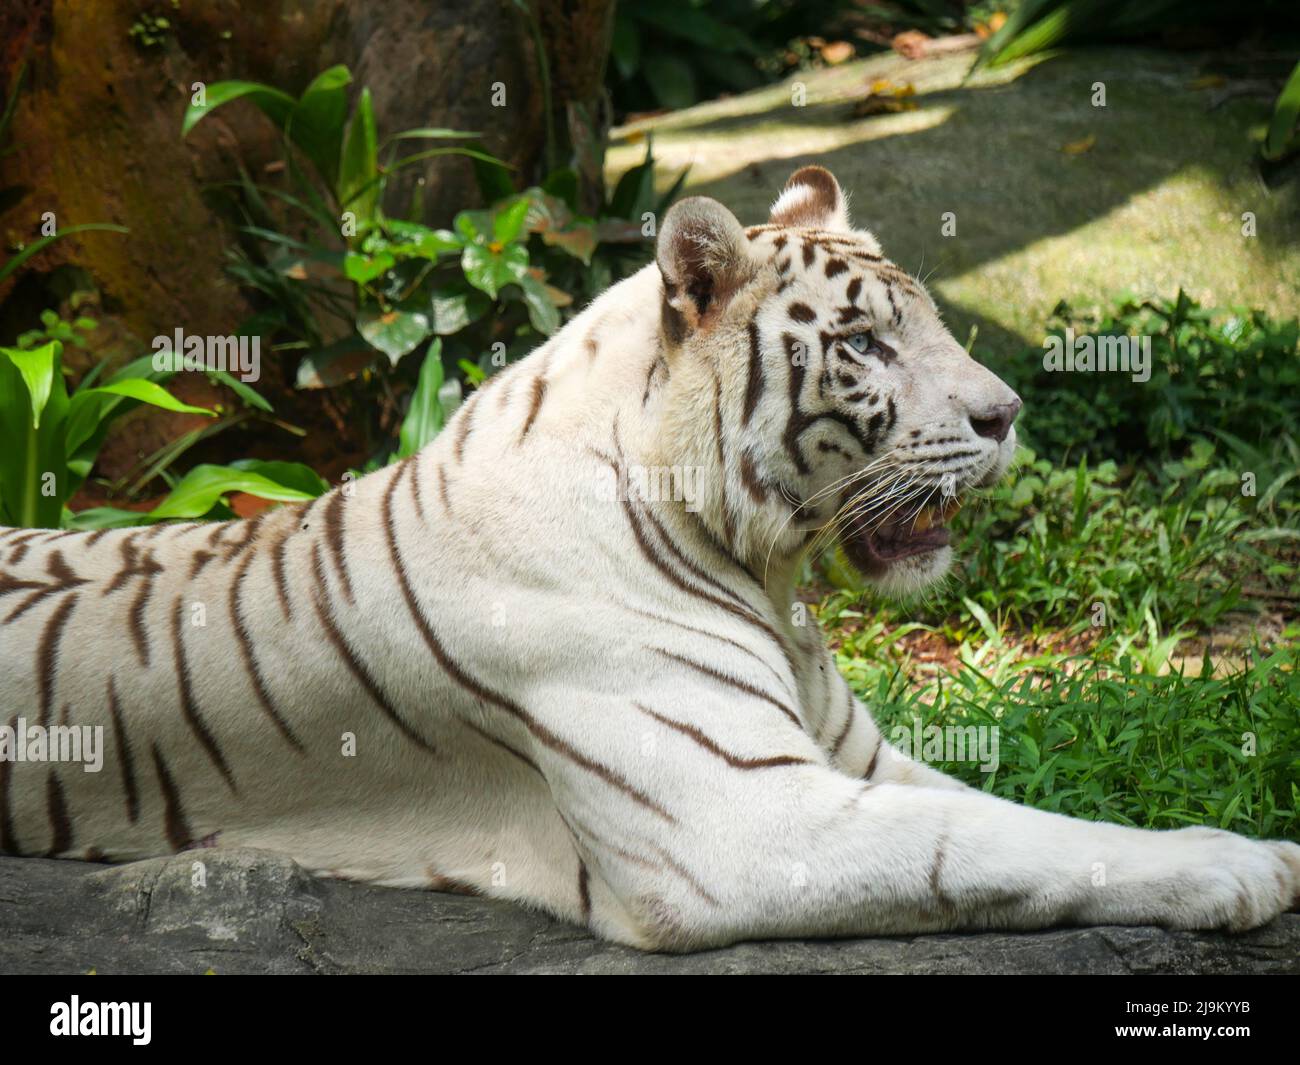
[846,331,879,356]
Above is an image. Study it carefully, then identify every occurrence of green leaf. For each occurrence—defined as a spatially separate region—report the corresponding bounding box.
[63,380,215,457]
[429,285,490,335]
[338,87,379,229]
[641,53,697,112]
[78,379,214,418]
[608,147,656,221]
[385,127,481,146]
[0,341,69,527]
[1217,791,1244,830]
[0,341,58,427]
[0,224,128,286]
[962,596,1001,645]
[1263,59,1300,162]
[461,242,528,299]
[343,250,396,284]
[493,197,531,244]
[384,219,463,258]
[228,458,330,497]
[289,65,352,185]
[148,463,318,520]
[385,145,509,181]
[61,354,171,462]
[396,340,446,458]
[182,79,297,137]
[208,369,274,413]
[63,506,153,531]
[357,305,432,365]
[516,274,560,336]
[454,209,493,243]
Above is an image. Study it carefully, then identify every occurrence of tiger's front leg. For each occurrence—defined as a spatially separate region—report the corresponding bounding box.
[811,657,970,791]
[555,717,1300,950]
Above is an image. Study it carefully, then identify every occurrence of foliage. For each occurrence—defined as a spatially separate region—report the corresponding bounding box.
[0,225,323,531]
[15,303,98,352]
[0,224,129,286]
[978,1,1299,68]
[1263,58,1300,162]
[184,66,495,383]
[851,644,1300,840]
[997,292,1300,465]
[346,337,463,478]
[128,11,174,49]
[186,64,676,461]
[68,460,328,531]
[0,331,328,530]
[609,0,866,114]
[0,340,210,528]
[394,338,455,460]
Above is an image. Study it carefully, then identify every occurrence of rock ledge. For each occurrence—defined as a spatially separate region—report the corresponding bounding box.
[2,850,1296,975]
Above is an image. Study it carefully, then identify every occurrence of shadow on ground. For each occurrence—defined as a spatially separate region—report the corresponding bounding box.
[609,47,1299,359]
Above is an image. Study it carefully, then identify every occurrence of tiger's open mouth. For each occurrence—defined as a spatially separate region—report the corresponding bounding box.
[842,497,962,573]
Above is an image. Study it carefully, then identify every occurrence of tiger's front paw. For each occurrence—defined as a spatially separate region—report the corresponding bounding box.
[1162,830,1300,932]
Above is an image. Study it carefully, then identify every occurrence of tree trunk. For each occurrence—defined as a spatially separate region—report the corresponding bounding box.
[530,0,618,214]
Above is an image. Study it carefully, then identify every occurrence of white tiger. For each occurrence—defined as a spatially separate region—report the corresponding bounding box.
[0,166,1296,951]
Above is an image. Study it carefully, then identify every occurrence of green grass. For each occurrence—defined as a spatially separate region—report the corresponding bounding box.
[844,644,1300,842]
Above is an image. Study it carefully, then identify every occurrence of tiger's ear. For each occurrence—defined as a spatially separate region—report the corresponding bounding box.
[657,196,758,334]
[769,165,850,230]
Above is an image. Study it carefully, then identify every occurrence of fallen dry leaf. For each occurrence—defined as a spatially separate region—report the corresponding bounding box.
[821,40,854,65]
[892,31,930,60]
[849,79,918,118]
[1061,133,1097,155]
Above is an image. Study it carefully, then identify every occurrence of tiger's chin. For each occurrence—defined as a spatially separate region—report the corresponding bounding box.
[840,498,960,598]
[860,544,954,598]
[844,539,954,599]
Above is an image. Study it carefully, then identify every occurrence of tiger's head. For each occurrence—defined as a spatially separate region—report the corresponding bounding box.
[653,165,1020,596]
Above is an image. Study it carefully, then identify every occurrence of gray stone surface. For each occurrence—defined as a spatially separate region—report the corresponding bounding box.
[1,849,1296,974]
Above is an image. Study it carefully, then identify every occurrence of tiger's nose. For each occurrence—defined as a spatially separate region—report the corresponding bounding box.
[969,397,1021,443]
